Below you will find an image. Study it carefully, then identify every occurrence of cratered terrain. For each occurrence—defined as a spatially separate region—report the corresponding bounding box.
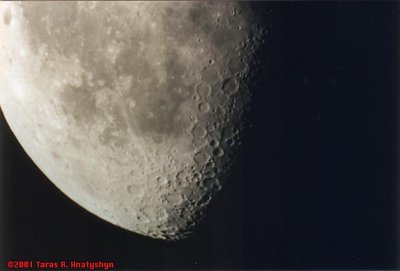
[0,1,265,240]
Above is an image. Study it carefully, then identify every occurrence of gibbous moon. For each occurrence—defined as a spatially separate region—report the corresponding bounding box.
[0,2,265,240]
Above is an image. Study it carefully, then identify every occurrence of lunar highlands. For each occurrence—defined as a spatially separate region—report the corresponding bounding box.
[0,2,264,240]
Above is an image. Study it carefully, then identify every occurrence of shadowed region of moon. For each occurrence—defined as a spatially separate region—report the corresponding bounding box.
[0,2,265,240]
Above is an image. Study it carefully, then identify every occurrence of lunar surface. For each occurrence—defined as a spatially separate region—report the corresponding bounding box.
[0,2,265,240]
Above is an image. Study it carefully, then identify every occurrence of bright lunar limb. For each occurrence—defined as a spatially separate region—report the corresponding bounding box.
[0,2,265,240]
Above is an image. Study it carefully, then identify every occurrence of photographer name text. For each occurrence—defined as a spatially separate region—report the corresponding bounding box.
[7,260,115,270]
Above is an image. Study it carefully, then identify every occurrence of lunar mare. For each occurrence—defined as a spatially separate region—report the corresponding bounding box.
[0,2,264,240]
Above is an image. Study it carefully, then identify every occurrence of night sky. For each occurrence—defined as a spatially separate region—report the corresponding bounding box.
[1,2,399,270]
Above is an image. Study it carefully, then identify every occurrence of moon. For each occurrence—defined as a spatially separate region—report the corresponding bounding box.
[0,2,264,240]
